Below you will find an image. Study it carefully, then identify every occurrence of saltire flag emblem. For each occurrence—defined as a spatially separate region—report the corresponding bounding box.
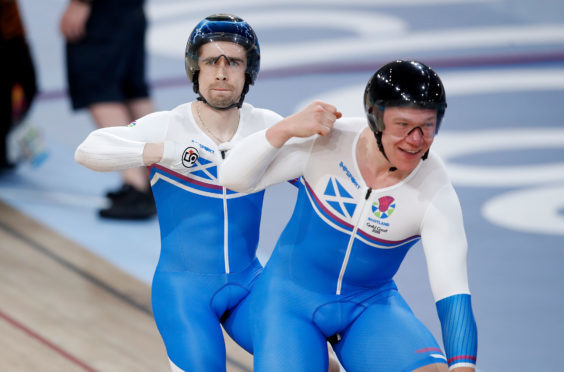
[323,177,357,218]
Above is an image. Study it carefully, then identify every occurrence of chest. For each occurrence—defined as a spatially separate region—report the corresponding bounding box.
[303,161,427,244]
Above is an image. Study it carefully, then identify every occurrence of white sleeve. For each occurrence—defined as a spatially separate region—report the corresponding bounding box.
[420,183,470,302]
[74,111,169,172]
[220,129,314,193]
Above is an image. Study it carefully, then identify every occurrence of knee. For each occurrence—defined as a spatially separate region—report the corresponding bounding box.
[412,362,449,372]
[328,355,341,372]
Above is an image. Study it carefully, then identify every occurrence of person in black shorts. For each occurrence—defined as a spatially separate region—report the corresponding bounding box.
[60,0,156,219]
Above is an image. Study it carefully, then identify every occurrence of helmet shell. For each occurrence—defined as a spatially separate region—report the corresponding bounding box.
[364,60,447,133]
[185,14,260,85]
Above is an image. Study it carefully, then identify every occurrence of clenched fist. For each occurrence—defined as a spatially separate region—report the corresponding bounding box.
[266,101,342,148]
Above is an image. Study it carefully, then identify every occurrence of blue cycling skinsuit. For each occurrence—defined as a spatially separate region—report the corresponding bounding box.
[221,118,478,372]
[75,102,283,371]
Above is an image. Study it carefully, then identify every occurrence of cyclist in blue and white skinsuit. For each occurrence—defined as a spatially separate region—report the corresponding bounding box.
[222,61,478,372]
[75,14,284,372]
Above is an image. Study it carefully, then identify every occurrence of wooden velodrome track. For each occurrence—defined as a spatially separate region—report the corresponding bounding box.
[0,201,252,372]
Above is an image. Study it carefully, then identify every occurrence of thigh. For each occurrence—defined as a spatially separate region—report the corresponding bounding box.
[66,41,122,109]
[249,271,331,372]
[65,18,145,109]
[253,313,329,372]
[152,270,227,372]
[221,287,254,353]
[334,291,447,372]
[219,258,264,352]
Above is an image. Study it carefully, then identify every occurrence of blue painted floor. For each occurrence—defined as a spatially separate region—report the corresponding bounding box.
[3,0,563,370]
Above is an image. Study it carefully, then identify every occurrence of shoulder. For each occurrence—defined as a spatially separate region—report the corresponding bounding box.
[169,102,192,118]
[136,104,185,122]
[423,151,450,179]
[135,103,191,125]
[334,117,367,133]
[241,103,283,125]
[132,110,169,127]
[412,150,456,199]
[313,116,366,148]
[238,103,283,136]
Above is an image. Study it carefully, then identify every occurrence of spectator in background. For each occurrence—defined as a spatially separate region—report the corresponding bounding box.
[60,0,156,219]
[0,0,38,172]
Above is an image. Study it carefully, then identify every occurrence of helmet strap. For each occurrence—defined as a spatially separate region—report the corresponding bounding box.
[197,96,239,111]
[374,131,389,162]
[374,131,397,171]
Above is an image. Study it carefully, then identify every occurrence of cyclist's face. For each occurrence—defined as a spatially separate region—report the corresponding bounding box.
[381,106,437,171]
[197,41,247,108]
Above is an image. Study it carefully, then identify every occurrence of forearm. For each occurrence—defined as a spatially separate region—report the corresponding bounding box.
[451,366,474,372]
[75,129,146,171]
[265,119,297,148]
[221,128,312,193]
[436,294,478,370]
[221,130,282,193]
[265,100,340,148]
[60,0,91,41]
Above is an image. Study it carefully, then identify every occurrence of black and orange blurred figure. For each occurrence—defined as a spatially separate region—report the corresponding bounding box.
[0,0,38,171]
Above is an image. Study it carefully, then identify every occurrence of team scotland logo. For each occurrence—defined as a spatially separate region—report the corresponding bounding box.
[182,147,199,168]
[372,196,395,219]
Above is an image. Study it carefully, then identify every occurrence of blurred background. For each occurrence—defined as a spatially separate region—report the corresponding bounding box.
[2,0,563,371]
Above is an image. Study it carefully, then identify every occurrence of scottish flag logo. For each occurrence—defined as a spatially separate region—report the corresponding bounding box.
[188,155,217,181]
[323,177,357,218]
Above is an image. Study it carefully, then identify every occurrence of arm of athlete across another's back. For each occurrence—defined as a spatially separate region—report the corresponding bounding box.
[221,101,341,192]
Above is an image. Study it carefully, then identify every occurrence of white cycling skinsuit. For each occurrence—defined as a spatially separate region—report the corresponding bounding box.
[221,117,478,372]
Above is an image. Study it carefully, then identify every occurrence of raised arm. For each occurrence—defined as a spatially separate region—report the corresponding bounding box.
[420,184,478,372]
[265,101,340,148]
[221,101,341,193]
[75,111,169,172]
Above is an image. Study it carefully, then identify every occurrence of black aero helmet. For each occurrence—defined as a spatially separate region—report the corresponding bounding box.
[185,13,260,92]
[364,60,447,134]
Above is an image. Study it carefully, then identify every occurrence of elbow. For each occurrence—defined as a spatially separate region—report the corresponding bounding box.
[74,147,88,167]
[225,183,256,194]
[225,181,262,194]
[219,168,255,194]
[74,146,105,172]
[220,180,250,194]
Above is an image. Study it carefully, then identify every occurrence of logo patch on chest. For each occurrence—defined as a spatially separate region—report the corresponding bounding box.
[323,177,357,218]
[182,147,199,168]
[372,196,396,219]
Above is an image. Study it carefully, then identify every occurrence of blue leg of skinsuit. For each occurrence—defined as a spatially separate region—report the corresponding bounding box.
[222,289,255,353]
[152,259,262,372]
[245,265,332,372]
[152,270,227,371]
[248,262,446,372]
[219,269,263,354]
[333,290,448,372]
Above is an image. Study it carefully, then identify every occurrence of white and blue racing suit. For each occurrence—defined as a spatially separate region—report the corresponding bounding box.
[221,117,478,372]
[75,102,283,371]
